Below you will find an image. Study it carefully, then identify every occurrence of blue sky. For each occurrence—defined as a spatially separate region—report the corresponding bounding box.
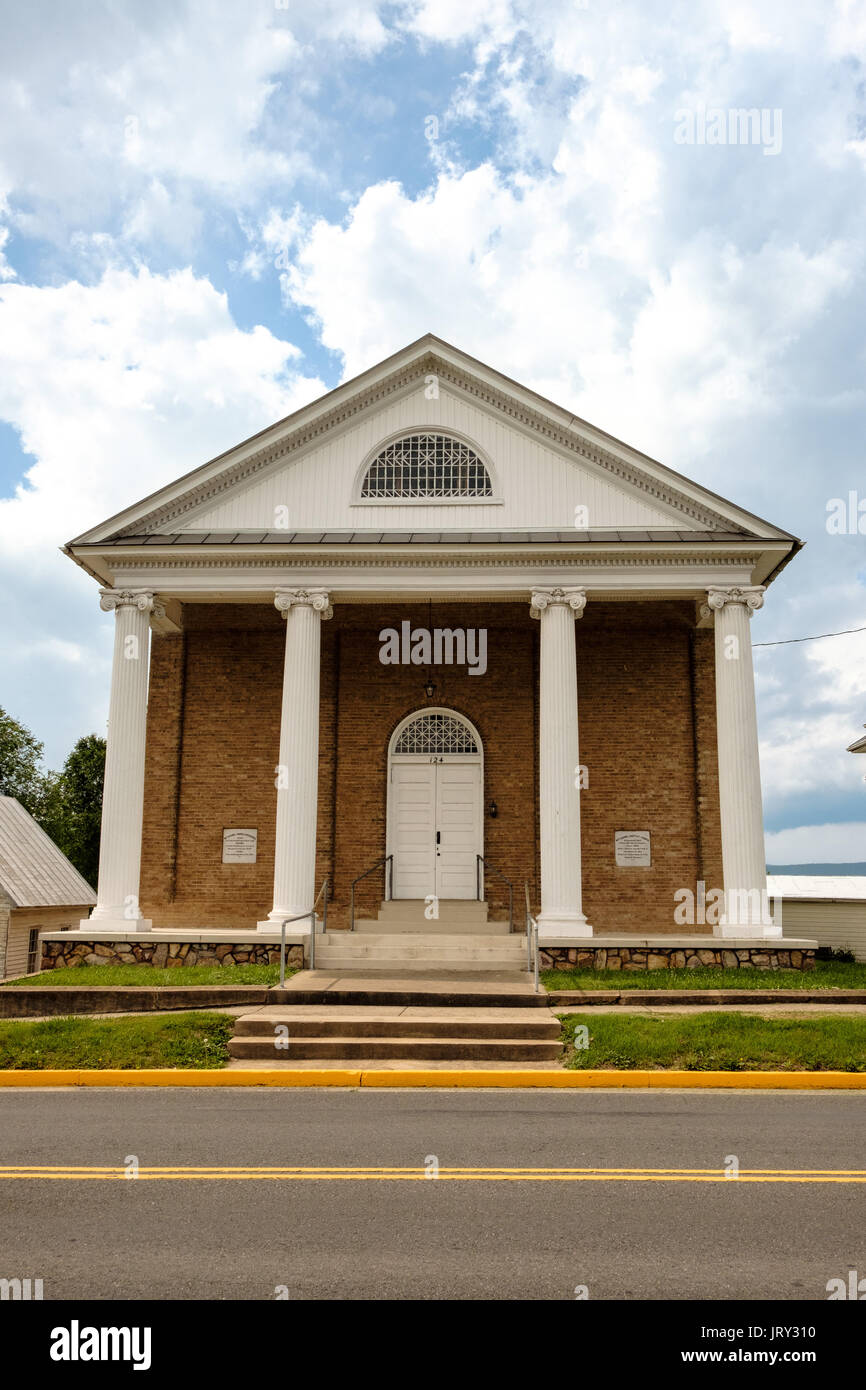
[0,0,864,863]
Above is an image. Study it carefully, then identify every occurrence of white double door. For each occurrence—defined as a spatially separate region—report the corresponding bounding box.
[389,757,482,900]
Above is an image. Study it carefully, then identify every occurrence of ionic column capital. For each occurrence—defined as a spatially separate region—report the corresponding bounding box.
[99,588,158,614]
[704,585,765,617]
[530,587,587,620]
[274,588,333,621]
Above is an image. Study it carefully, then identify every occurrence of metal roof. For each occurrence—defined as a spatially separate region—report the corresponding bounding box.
[767,875,866,902]
[0,797,97,909]
[80,528,756,548]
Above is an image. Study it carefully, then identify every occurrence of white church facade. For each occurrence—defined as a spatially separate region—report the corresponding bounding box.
[42,335,817,972]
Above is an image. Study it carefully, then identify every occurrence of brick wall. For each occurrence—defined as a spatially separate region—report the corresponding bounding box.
[139,599,722,934]
[576,603,721,932]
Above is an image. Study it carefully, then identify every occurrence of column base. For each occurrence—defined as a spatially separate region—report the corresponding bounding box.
[258,913,313,935]
[714,922,783,940]
[537,912,593,943]
[80,917,153,933]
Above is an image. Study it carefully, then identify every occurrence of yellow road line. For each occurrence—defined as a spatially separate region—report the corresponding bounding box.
[1,1166,865,1182]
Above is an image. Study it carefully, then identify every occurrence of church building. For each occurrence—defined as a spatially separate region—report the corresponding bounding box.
[48,335,815,972]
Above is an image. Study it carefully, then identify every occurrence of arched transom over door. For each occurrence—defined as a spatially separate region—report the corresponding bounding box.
[388,709,483,901]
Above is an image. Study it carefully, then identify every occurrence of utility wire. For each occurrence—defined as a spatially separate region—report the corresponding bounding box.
[753,624,866,648]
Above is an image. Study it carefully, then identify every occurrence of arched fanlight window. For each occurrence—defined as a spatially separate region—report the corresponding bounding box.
[360,433,493,499]
[393,712,479,755]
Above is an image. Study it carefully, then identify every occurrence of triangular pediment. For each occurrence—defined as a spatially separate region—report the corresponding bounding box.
[70,335,793,545]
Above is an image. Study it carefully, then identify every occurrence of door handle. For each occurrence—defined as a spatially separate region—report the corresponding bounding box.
[436,831,441,845]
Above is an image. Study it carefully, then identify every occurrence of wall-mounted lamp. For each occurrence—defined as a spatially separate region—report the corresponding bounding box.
[488,800,498,819]
[424,677,437,700]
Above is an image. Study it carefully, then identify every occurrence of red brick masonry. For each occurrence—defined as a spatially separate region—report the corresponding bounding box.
[139,600,724,935]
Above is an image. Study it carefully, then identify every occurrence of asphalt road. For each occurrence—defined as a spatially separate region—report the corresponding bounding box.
[1,1088,864,1300]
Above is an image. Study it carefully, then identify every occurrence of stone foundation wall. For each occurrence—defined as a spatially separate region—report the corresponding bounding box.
[41,940,304,970]
[541,945,815,971]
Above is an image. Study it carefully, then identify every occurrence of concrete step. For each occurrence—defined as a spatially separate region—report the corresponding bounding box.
[376,900,490,922]
[233,1008,561,1040]
[316,962,527,974]
[316,938,528,973]
[320,933,525,950]
[228,1036,561,1062]
[354,919,512,935]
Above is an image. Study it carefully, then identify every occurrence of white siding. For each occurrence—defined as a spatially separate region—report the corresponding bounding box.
[775,901,866,962]
[3,907,85,980]
[177,384,686,534]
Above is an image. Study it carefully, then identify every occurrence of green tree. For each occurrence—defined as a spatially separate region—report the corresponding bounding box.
[0,706,47,815]
[0,708,105,888]
[51,735,106,888]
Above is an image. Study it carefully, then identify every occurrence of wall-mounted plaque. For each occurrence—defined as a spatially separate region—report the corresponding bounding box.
[615,830,651,867]
[222,829,257,864]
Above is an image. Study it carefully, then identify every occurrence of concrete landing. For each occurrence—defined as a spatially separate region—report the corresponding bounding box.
[271,970,548,1008]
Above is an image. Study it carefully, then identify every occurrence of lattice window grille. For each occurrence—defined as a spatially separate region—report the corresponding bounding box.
[361,434,493,498]
[394,713,478,755]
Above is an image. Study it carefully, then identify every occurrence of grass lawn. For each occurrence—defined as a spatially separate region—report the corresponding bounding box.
[3,963,285,987]
[0,1012,235,1069]
[561,1011,866,1071]
[543,961,866,992]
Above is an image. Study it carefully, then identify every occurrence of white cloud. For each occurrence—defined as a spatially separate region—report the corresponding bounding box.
[284,161,858,463]
[0,265,324,561]
[0,225,16,281]
[0,1,393,256]
[765,822,866,863]
[758,629,866,814]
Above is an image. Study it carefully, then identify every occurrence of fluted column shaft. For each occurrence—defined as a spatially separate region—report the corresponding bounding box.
[707,585,778,937]
[87,589,156,930]
[261,589,332,929]
[531,587,591,939]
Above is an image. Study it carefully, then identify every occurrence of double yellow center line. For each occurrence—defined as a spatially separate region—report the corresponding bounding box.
[1,1166,865,1183]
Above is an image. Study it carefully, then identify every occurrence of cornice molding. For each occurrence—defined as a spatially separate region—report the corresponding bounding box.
[113,552,758,573]
[113,353,745,539]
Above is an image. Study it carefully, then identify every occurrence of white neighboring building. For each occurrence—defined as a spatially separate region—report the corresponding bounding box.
[0,797,97,979]
[848,726,866,754]
[767,876,866,962]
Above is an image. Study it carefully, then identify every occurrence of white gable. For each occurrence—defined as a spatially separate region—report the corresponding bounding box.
[165,383,693,535]
[72,336,796,545]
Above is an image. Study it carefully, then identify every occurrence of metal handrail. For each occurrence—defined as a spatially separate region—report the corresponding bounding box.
[350,855,393,931]
[476,855,513,932]
[279,877,329,984]
[308,877,329,973]
[524,883,540,992]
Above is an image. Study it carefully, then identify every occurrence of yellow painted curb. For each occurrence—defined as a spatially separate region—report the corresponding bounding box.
[0,1068,865,1089]
[0,1069,363,1087]
[358,1069,866,1089]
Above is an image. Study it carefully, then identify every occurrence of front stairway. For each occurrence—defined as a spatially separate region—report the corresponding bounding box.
[228,970,559,1064]
[314,899,526,973]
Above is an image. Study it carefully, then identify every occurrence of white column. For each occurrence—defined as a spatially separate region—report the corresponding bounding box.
[259,588,332,931]
[84,589,157,931]
[531,587,591,940]
[705,585,779,938]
